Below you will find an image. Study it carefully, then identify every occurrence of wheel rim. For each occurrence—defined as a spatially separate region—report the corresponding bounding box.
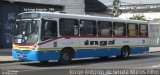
[122,48,129,58]
[62,53,70,61]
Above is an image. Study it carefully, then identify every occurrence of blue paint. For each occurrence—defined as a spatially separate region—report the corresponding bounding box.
[12,47,149,61]
[75,48,121,58]
[130,47,149,54]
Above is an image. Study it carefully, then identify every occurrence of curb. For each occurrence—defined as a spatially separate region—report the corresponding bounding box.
[148,51,160,53]
[0,56,18,63]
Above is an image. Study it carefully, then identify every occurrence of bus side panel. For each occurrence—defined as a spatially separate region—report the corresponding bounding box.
[74,48,121,58]
[74,49,96,58]
[36,50,61,61]
[95,48,121,57]
[130,47,149,54]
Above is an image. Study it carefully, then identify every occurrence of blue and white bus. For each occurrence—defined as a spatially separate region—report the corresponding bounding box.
[12,11,149,64]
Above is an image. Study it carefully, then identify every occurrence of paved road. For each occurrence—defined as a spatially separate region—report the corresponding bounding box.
[1,52,160,75]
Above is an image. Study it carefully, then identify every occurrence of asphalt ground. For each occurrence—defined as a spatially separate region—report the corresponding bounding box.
[0,52,160,75]
[0,48,160,75]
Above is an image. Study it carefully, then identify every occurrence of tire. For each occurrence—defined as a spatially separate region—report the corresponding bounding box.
[117,47,130,59]
[58,50,72,65]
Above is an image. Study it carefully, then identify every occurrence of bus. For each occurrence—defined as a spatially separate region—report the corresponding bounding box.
[12,11,149,64]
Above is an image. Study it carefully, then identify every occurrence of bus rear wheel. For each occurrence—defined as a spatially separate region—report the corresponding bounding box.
[58,50,72,65]
[117,47,130,59]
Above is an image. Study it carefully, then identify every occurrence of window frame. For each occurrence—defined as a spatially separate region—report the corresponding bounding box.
[113,22,126,37]
[127,23,138,37]
[59,18,79,36]
[97,21,112,36]
[41,19,58,41]
[139,24,148,37]
[80,19,97,36]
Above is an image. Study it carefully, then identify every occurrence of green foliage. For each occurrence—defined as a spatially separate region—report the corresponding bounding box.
[129,14,146,20]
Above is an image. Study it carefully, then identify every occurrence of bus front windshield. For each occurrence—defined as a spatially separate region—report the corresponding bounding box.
[14,20,40,44]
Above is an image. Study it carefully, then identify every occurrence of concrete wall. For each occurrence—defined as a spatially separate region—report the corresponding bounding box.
[0,0,85,48]
[86,12,112,17]
[149,20,160,46]
[64,0,85,15]
[7,0,85,15]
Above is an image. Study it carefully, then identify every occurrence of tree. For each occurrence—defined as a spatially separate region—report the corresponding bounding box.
[129,14,146,20]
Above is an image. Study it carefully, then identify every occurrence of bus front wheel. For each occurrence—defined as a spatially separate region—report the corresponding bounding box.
[58,50,72,65]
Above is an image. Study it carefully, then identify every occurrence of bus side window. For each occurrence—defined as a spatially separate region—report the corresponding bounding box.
[139,24,148,37]
[80,20,96,36]
[41,20,57,41]
[127,23,138,37]
[59,18,79,36]
[113,22,126,36]
[98,21,112,36]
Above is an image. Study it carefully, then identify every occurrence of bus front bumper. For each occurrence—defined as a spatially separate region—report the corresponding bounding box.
[12,49,60,61]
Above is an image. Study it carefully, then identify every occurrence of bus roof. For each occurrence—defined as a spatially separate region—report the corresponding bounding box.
[19,11,148,24]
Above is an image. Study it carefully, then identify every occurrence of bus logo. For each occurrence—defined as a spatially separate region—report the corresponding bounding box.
[84,40,115,46]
